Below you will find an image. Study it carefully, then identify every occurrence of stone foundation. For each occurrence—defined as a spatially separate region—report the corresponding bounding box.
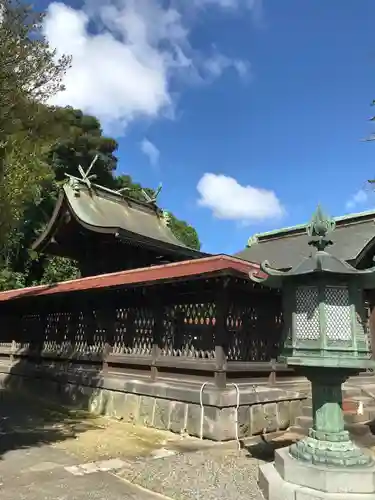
[0,362,307,441]
[259,446,375,499]
[86,385,306,441]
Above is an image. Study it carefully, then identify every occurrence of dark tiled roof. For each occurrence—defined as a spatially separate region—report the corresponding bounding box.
[235,210,375,269]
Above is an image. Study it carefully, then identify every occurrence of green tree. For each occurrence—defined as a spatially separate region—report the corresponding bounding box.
[48,107,118,186]
[0,0,70,251]
[37,256,80,285]
[168,214,201,251]
[3,106,119,287]
[113,175,201,249]
[1,103,201,289]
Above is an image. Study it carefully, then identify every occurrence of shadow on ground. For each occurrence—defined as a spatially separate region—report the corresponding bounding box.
[0,358,182,464]
[245,437,296,463]
[0,385,98,459]
[0,308,106,458]
[368,418,375,434]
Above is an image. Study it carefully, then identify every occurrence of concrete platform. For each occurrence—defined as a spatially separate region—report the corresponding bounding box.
[259,447,375,500]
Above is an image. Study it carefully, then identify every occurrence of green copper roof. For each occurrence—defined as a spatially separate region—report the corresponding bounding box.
[33,176,206,259]
[236,208,375,269]
[249,206,375,289]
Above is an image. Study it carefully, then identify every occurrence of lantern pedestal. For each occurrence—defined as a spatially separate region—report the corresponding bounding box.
[289,368,372,467]
[258,368,375,499]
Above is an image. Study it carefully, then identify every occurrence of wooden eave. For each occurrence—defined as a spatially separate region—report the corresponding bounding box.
[0,255,263,303]
[32,191,67,254]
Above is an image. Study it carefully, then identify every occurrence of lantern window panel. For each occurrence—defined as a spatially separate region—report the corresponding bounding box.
[295,286,320,341]
[324,286,351,342]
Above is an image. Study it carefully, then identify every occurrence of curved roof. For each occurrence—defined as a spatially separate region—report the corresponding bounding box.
[236,209,375,269]
[33,177,206,260]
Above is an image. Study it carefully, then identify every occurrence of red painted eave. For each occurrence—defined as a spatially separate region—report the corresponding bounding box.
[0,255,263,303]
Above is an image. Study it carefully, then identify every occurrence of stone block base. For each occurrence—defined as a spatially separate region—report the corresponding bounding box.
[0,362,306,441]
[259,447,375,500]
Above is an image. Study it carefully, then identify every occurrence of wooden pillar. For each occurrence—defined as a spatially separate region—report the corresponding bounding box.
[34,306,45,364]
[56,296,65,354]
[214,278,230,389]
[9,311,19,364]
[125,308,136,354]
[101,304,115,373]
[173,309,185,353]
[366,290,375,363]
[268,358,277,386]
[151,296,164,381]
[84,297,96,357]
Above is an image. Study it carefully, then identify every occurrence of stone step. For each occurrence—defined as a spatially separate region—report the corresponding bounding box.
[288,424,310,435]
[294,415,311,429]
[293,400,375,429]
[344,406,375,424]
[300,403,375,422]
[302,398,375,409]
[301,405,312,417]
[304,387,374,405]
[359,387,375,400]
[348,421,375,437]
[344,387,364,397]
[290,381,375,439]
[303,394,375,411]
[349,395,375,404]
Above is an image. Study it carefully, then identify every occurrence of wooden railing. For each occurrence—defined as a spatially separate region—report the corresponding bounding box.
[0,256,288,387]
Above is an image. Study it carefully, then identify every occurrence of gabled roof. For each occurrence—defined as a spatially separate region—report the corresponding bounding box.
[236,209,375,269]
[32,176,206,260]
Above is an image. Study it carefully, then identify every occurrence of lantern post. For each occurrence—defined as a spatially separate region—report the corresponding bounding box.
[250,206,375,500]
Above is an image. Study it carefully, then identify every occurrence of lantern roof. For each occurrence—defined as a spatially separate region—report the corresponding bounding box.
[250,205,375,289]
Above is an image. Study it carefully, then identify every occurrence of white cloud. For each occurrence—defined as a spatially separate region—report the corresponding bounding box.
[140,138,160,166]
[195,0,241,8]
[194,0,261,10]
[192,0,264,24]
[197,173,285,223]
[201,53,250,80]
[346,189,370,210]
[43,0,250,133]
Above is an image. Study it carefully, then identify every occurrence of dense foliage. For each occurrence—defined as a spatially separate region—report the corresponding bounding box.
[0,1,200,291]
[0,0,70,248]
[1,104,201,290]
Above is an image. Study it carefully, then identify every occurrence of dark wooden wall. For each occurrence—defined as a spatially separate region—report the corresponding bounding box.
[0,274,289,387]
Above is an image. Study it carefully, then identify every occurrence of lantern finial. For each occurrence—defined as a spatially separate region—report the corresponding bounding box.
[306,205,336,252]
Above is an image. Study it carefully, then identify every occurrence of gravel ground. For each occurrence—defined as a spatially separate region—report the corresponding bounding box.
[116,447,265,500]
[115,429,375,500]
[51,416,179,462]
[0,389,187,464]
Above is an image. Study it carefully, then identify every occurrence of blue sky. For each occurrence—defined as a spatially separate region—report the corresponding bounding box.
[40,0,375,254]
